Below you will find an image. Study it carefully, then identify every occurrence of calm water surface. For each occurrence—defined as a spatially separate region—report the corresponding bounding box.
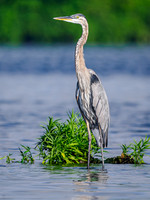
[0,46,150,199]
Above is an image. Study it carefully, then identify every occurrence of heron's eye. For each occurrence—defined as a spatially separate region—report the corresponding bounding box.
[76,16,79,19]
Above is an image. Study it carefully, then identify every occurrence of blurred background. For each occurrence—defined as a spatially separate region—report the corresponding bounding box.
[0,0,150,44]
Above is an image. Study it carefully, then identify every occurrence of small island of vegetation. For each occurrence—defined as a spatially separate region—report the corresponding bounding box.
[1,111,150,166]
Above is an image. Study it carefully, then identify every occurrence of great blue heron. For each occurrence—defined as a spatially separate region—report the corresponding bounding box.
[53,13,110,170]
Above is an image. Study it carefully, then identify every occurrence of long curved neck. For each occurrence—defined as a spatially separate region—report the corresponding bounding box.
[75,20,88,78]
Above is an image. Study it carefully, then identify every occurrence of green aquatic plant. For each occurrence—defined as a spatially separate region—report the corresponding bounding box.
[0,154,15,164]
[129,136,150,164]
[116,136,150,164]
[106,136,150,165]
[19,145,34,164]
[0,155,6,161]
[37,111,100,165]
[0,146,34,164]
[121,144,131,156]
[1,111,150,166]
[6,154,15,164]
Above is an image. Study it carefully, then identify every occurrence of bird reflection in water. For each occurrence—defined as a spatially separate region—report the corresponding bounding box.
[75,169,108,183]
[73,169,109,200]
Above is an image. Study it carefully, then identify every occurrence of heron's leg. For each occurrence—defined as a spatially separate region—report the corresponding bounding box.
[86,120,91,169]
[98,126,104,170]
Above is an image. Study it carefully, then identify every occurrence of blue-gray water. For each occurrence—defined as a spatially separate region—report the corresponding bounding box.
[0,45,150,200]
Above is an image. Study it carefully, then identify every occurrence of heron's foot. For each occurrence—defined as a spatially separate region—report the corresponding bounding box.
[101,164,105,171]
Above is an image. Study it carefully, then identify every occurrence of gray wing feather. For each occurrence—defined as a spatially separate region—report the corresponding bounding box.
[75,70,110,148]
[89,69,110,147]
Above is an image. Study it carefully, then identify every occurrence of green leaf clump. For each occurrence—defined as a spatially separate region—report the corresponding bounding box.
[1,110,150,166]
[105,136,150,165]
[121,136,150,164]
[19,145,34,164]
[0,154,15,164]
[37,111,100,165]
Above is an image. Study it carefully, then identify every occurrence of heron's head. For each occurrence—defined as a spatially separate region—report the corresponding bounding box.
[53,14,87,26]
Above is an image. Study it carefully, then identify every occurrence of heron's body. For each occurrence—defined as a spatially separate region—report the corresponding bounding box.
[76,69,109,148]
[54,14,110,169]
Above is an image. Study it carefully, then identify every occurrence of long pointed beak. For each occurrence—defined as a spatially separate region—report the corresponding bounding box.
[53,16,73,22]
